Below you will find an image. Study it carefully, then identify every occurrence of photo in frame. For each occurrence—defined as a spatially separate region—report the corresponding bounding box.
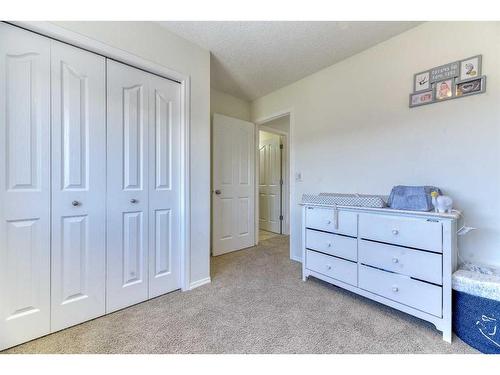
[409,90,433,107]
[456,76,486,97]
[459,55,481,82]
[414,71,430,92]
[435,79,454,101]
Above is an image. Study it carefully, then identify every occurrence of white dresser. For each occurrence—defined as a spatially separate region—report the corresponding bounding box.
[301,204,460,342]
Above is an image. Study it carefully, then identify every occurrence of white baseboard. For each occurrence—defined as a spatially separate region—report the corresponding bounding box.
[290,255,302,263]
[189,277,211,290]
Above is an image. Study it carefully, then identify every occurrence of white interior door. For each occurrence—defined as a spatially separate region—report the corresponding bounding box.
[212,113,255,256]
[50,41,106,331]
[106,60,149,313]
[259,132,281,234]
[148,73,181,298]
[0,23,51,350]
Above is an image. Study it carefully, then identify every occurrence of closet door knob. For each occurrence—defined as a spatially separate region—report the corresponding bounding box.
[72,200,81,207]
[130,198,138,204]
[327,243,332,248]
[327,220,332,225]
[326,265,332,270]
[214,190,221,195]
[392,229,399,235]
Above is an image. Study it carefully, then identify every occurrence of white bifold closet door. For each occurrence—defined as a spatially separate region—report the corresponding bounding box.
[50,41,107,331]
[0,24,51,349]
[106,60,181,313]
[106,60,149,312]
[0,23,183,350]
[147,73,181,298]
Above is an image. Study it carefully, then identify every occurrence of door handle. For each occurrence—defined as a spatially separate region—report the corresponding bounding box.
[214,190,221,195]
[72,200,81,207]
[130,198,139,204]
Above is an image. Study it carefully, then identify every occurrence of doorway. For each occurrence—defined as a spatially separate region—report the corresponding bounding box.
[256,114,290,244]
[211,112,291,258]
[258,131,283,240]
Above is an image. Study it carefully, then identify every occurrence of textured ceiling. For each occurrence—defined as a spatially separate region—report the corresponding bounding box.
[159,21,422,101]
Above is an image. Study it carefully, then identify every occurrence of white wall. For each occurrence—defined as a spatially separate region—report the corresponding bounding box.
[262,115,290,134]
[52,21,211,285]
[211,88,251,121]
[252,22,500,267]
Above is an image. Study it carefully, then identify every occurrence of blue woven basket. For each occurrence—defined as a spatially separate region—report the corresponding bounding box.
[453,290,500,353]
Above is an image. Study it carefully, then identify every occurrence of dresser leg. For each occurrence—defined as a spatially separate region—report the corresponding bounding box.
[442,328,452,343]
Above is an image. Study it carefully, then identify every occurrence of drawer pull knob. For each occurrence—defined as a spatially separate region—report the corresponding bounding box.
[392,286,399,292]
[326,265,332,270]
[327,243,332,248]
[392,229,399,235]
[392,257,399,263]
[327,220,332,225]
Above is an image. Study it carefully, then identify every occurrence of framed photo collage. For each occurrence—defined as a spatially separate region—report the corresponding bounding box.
[409,55,486,108]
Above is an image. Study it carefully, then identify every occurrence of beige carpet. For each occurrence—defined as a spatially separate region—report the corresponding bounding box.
[259,229,281,241]
[3,236,476,354]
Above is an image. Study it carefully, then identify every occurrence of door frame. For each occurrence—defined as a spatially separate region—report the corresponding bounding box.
[10,21,193,291]
[254,110,294,259]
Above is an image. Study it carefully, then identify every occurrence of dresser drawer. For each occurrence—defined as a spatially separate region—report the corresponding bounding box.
[358,265,442,317]
[306,250,357,286]
[358,240,442,285]
[358,214,442,252]
[305,207,357,236]
[306,229,357,261]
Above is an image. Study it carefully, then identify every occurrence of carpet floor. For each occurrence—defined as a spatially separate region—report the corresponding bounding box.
[3,235,477,354]
[259,229,281,241]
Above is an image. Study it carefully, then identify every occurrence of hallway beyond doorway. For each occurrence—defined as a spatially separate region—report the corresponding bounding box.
[259,229,281,242]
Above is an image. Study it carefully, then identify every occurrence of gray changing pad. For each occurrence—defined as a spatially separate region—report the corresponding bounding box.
[302,193,386,208]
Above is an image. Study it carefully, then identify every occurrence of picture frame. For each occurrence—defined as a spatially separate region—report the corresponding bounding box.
[409,90,433,107]
[459,55,482,82]
[434,78,455,101]
[409,55,486,109]
[456,76,486,97]
[413,70,431,92]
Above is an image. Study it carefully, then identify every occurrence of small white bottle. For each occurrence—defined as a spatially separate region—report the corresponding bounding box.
[431,191,439,212]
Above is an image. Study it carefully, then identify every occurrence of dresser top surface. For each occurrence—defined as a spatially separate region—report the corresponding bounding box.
[300,203,461,220]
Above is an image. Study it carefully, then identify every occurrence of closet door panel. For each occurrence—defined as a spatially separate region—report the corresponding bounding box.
[148,74,181,298]
[50,41,106,331]
[0,23,51,350]
[107,60,149,313]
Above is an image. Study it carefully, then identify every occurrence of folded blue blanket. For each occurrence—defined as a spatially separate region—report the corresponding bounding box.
[387,185,441,211]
